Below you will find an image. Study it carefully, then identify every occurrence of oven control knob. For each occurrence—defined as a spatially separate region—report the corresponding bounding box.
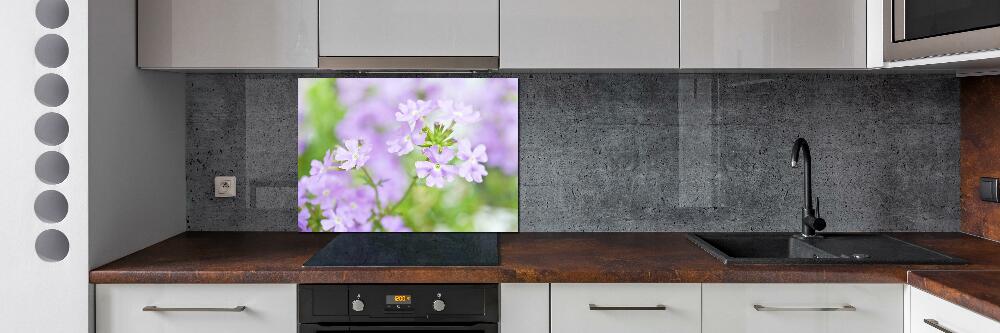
[351,299,365,312]
[432,299,446,312]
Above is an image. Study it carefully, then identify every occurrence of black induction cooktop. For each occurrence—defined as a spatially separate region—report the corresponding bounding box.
[303,233,500,267]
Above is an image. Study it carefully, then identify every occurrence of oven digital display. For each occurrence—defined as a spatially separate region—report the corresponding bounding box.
[386,295,412,305]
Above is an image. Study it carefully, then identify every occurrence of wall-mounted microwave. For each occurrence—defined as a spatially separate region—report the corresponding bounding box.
[884,0,1000,62]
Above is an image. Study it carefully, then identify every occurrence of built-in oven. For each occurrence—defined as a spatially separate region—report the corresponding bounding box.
[885,0,1000,61]
[298,284,498,333]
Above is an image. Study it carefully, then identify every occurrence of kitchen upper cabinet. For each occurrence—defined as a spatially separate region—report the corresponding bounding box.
[319,0,499,61]
[96,284,297,333]
[680,0,869,68]
[501,0,680,69]
[137,0,318,69]
[702,283,904,333]
[910,287,1000,333]
[551,283,701,333]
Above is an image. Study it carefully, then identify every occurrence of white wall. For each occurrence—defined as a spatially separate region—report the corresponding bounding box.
[0,0,185,331]
[88,0,187,270]
[0,0,90,331]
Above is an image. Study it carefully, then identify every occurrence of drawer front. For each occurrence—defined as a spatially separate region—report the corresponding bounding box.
[96,284,296,333]
[910,287,1000,333]
[319,0,499,57]
[703,283,903,333]
[551,283,701,333]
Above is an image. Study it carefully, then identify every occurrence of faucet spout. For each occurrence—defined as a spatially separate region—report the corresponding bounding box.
[791,138,825,237]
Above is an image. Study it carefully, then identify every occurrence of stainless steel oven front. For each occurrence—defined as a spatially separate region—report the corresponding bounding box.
[298,284,499,333]
[884,0,1000,61]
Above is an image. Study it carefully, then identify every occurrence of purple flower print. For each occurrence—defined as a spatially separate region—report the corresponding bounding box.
[386,123,426,156]
[438,100,480,124]
[395,100,433,130]
[458,161,488,183]
[298,208,311,231]
[415,147,458,188]
[457,139,487,163]
[456,140,488,183]
[305,173,349,211]
[381,215,411,232]
[334,138,372,170]
[320,207,353,232]
[309,150,338,176]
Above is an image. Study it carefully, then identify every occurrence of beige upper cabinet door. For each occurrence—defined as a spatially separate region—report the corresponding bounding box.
[500,0,680,69]
[319,0,500,57]
[681,0,868,69]
[138,0,319,69]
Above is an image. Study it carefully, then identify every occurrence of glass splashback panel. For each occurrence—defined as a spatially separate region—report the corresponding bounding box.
[297,78,518,232]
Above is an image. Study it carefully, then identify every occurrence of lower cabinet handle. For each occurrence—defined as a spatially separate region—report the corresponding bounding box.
[589,304,667,311]
[142,306,247,312]
[753,304,856,312]
[923,319,955,333]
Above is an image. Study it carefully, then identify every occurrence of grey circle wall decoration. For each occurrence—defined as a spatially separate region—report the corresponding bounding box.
[36,0,69,29]
[35,112,69,145]
[34,73,69,107]
[34,190,68,223]
[35,34,69,68]
[35,151,69,184]
[35,229,70,262]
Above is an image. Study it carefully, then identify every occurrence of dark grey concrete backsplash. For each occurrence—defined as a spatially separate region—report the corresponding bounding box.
[186,73,960,232]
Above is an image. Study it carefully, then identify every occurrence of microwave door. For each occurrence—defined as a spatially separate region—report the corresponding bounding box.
[896,0,1000,42]
[885,0,1000,61]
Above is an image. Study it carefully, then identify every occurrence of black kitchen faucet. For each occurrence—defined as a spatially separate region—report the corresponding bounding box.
[791,138,826,238]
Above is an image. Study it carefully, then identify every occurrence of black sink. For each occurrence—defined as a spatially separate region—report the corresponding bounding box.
[687,233,966,265]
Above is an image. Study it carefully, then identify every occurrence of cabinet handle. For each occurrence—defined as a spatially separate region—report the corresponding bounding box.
[923,319,955,333]
[588,304,667,311]
[753,304,856,312]
[142,306,247,312]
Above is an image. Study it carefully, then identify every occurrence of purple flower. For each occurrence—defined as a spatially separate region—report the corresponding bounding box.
[395,100,433,130]
[320,207,352,232]
[456,140,488,183]
[305,173,349,211]
[415,147,457,188]
[381,215,411,232]
[334,138,372,170]
[457,139,488,163]
[309,150,338,176]
[298,208,311,231]
[438,100,480,124]
[386,123,426,156]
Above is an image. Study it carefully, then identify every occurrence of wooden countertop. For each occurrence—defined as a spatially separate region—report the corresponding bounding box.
[91,232,1000,284]
[89,232,1000,321]
[908,270,1000,323]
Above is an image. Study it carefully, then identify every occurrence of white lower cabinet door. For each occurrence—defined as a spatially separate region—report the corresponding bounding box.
[910,287,1000,333]
[550,283,701,333]
[500,283,549,333]
[96,284,297,333]
[702,283,904,333]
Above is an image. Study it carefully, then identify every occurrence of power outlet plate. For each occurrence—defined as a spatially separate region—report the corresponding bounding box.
[215,176,236,198]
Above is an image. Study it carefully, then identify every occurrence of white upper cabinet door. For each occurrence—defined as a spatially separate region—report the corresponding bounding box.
[501,0,680,69]
[702,283,904,333]
[681,0,868,68]
[551,283,701,333]
[138,0,319,69]
[319,0,499,57]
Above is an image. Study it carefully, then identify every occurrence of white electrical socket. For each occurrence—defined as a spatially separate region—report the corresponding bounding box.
[214,176,236,198]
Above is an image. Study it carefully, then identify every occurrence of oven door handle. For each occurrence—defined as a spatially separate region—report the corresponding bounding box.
[347,323,497,331]
[299,323,498,332]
